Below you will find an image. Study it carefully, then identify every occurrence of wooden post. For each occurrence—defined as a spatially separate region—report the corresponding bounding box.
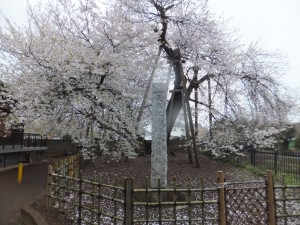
[169,89,193,164]
[60,160,65,214]
[91,171,97,223]
[137,46,162,122]
[145,177,149,222]
[187,177,192,225]
[207,77,213,140]
[74,154,78,178]
[124,178,133,225]
[266,170,276,225]
[46,165,53,209]
[158,178,162,223]
[180,90,193,164]
[97,174,102,225]
[193,67,199,138]
[180,69,200,168]
[54,162,58,173]
[68,156,73,177]
[113,174,118,225]
[71,155,74,177]
[53,161,59,208]
[217,171,226,225]
[172,176,177,225]
[77,170,83,225]
[64,158,68,177]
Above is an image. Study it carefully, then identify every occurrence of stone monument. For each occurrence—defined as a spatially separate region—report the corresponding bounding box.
[151,82,168,188]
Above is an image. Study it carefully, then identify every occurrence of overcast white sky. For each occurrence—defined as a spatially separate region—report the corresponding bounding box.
[209,0,300,89]
[0,0,299,119]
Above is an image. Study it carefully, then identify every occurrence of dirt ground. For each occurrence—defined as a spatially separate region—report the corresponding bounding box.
[32,149,262,225]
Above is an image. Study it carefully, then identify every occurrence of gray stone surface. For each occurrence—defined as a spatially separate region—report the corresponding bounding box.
[151,82,168,188]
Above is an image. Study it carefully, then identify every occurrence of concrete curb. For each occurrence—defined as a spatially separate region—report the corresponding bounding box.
[0,163,31,174]
[21,205,48,225]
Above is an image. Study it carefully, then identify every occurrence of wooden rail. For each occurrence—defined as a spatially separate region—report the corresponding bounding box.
[47,159,300,225]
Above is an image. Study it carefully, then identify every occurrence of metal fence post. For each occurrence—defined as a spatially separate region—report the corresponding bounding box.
[253,148,256,166]
[12,132,15,148]
[21,132,24,148]
[34,134,37,147]
[124,178,133,225]
[28,133,30,148]
[2,134,4,149]
[217,171,226,225]
[274,152,278,175]
[250,146,254,166]
[266,170,276,225]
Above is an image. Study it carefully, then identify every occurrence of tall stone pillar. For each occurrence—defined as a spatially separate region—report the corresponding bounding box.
[151,82,168,188]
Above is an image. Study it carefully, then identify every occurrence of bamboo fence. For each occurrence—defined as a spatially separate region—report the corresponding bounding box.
[275,174,300,225]
[46,156,300,225]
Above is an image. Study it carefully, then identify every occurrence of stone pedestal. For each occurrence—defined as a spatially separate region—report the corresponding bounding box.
[151,82,168,188]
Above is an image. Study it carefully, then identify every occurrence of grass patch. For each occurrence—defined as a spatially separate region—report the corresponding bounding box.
[238,163,300,185]
[244,164,266,177]
[274,174,300,185]
[200,150,300,185]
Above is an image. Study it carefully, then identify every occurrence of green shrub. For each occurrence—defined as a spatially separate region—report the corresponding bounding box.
[294,135,300,149]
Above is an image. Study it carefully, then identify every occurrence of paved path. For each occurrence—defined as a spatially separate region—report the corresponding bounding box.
[0,162,49,224]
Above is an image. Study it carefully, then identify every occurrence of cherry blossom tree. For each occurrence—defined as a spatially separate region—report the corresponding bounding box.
[0,0,293,159]
[0,0,160,159]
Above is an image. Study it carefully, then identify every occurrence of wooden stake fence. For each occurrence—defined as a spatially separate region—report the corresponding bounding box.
[46,159,300,225]
[274,174,300,224]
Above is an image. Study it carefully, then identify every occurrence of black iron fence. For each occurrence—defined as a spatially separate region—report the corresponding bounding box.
[0,131,47,149]
[248,148,300,182]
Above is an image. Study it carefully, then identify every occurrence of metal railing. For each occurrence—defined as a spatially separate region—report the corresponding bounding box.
[248,148,300,181]
[0,131,47,149]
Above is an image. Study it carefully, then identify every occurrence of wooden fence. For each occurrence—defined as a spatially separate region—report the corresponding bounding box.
[46,157,300,225]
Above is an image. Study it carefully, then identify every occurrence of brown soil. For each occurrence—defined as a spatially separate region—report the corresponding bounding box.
[32,150,262,225]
